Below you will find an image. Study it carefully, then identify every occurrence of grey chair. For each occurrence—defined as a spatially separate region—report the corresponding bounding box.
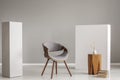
[41,41,72,79]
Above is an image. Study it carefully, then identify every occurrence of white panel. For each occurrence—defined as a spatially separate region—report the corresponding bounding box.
[9,22,22,77]
[2,21,22,77]
[75,25,111,72]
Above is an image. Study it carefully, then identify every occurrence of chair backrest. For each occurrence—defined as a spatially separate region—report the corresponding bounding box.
[43,42,63,51]
[42,41,67,58]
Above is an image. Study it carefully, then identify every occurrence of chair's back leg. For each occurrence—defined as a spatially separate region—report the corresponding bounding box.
[51,61,55,79]
[41,59,49,76]
[64,61,72,77]
[55,61,57,74]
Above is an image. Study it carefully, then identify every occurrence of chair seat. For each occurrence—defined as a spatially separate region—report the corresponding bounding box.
[49,52,68,61]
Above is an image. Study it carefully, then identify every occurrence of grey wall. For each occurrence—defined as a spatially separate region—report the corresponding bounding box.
[0,0,120,63]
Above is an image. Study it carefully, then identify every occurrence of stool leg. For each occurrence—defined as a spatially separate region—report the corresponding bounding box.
[51,61,55,79]
[64,61,72,77]
[41,59,49,76]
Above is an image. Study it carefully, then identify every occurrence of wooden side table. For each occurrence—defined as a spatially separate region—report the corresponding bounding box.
[88,54,102,75]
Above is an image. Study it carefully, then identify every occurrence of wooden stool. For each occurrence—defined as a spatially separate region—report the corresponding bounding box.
[88,54,102,75]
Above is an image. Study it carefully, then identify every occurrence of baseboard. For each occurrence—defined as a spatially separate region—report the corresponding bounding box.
[0,63,75,67]
[111,63,120,66]
[23,63,75,67]
[0,63,120,66]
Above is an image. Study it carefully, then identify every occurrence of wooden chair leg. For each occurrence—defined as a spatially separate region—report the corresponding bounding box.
[51,61,55,79]
[64,61,72,77]
[41,59,49,76]
[56,61,57,74]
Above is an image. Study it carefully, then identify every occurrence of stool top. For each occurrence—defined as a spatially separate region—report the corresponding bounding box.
[88,54,101,56]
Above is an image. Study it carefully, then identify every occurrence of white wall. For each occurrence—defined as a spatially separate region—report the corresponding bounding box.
[0,0,120,63]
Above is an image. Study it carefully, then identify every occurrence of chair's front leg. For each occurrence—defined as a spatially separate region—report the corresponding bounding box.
[64,61,72,77]
[41,59,49,76]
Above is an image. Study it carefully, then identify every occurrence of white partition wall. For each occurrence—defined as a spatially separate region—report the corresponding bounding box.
[2,21,22,77]
[75,25,111,72]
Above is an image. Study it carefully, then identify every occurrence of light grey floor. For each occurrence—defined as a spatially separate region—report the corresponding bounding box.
[0,65,120,80]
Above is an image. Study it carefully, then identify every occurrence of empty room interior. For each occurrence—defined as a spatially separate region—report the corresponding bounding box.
[0,0,120,80]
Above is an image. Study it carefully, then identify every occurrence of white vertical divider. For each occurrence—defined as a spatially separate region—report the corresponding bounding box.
[75,25,111,73]
[2,21,22,77]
